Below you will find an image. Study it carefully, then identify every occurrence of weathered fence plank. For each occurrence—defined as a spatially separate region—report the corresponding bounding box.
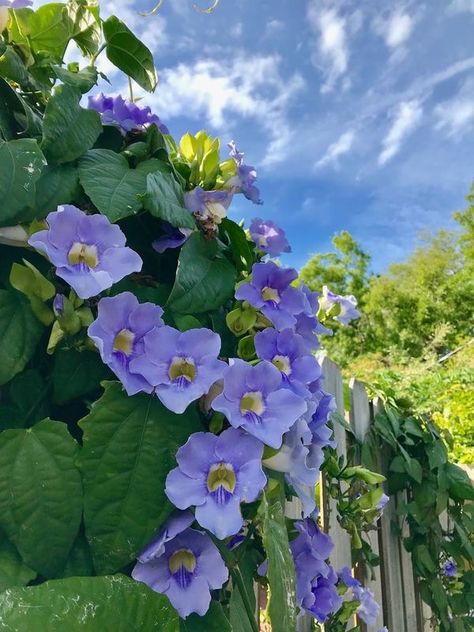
[321,355,353,572]
[349,379,384,631]
[373,398,407,631]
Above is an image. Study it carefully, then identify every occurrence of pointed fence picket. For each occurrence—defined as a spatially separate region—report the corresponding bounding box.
[276,359,431,632]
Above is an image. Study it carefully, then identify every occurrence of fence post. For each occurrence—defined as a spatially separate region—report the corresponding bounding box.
[373,398,410,632]
[320,356,352,571]
[348,378,384,631]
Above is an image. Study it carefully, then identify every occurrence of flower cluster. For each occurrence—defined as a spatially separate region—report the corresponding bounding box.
[88,93,169,135]
[27,129,340,621]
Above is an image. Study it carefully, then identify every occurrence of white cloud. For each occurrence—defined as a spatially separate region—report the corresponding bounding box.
[373,9,414,49]
[378,100,423,165]
[265,19,284,37]
[447,0,474,14]
[434,79,474,137]
[230,22,243,39]
[316,130,355,168]
[307,3,349,93]
[140,55,304,166]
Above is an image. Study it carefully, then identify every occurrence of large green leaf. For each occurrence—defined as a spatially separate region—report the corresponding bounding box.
[141,172,195,229]
[67,0,101,57]
[78,382,203,574]
[0,531,36,592]
[103,16,157,92]
[0,575,179,631]
[78,150,162,221]
[52,349,109,404]
[0,138,45,225]
[41,85,102,163]
[180,601,231,632]
[0,290,43,386]
[8,5,73,62]
[52,64,98,93]
[260,492,297,632]
[0,419,82,577]
[35,163,80,217]
[444,463,474,501]
[167,233,236,314]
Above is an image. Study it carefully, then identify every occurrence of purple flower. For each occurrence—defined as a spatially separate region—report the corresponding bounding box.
[132,527,228,618]
[304,568,342,623]
[88,292,164,395]
[28,205,142,299]
[138,511,194,563]
[291,519,341,622]
[129,326,227,414]
[88,93,169,135]
[263,417,321,517]
[235,261,306,330]
[227,141,262,205]
[319,286,361,325]
[166,428,266,539]
[376,493,389,511]
[212,359,307,448]
[152,221,192,254]
[307,390,337,453]
[338,566,360,588]
[294,285,332,349]
[185,187,233,225]
[249,218,291,257]
[0,0,32,6]
[443,559,457,577]
[353,583,381,626]
[254,328,321,397]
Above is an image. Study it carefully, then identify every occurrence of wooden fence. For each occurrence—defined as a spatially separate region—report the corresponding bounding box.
[281,355,431,632]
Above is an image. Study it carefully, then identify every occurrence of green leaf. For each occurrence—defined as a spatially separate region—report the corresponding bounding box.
[61,531,94,577]
[219,218,255,274]
[78,382,203,574]
[41,84,102,163]
[78,150,161,221]
[9,369,49,425]
[0,290,43,386]
[9,5,73,63]
[259,492,297,632]
[0,419,82,577]
[34,163,80,217]
[67,0,101,57]
[0,47,32,91]
[52,64,98,92]
[167,233,237,314]
[444,463,474,501]
[103,16,157,92]
[0,138,45,225]
[180,601,231,632]
[229,586,255,632]
[0,532,36,592]
[0,574,179,631]
[141,171,196,229]
[427,439,448,470]
[52,349,109,404]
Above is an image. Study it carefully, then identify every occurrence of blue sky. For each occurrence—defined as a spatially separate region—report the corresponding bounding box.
[84,0,473,271]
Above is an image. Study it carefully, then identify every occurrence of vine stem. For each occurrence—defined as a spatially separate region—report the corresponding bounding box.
[209,535,259,632]
[128,76,134,102]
